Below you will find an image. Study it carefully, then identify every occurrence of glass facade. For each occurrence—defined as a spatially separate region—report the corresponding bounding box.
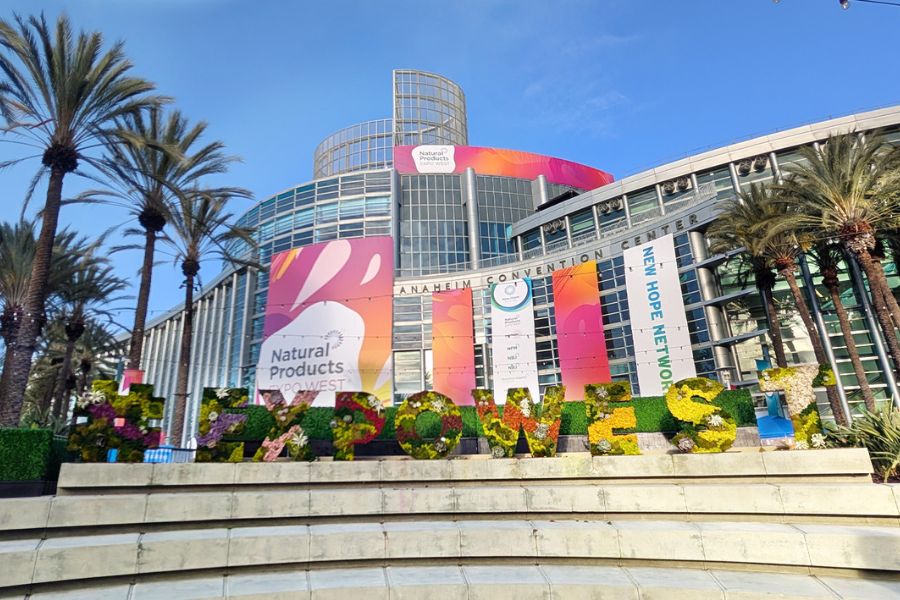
[393,69,468,147]
[399,174,469,276]
[313,119,393,179]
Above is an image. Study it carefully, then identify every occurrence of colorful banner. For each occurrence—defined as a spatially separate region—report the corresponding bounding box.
[394,145,614,191]
[624,234,696,396]
[552,261,611,401]
[432,288,476,406]
[255,237,393,407]
[490,278,539,404]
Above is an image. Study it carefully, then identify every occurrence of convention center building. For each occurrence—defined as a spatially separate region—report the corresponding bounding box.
[130,69,900,441]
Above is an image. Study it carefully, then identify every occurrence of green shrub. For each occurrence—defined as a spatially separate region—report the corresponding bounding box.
[826,408,900,482]
[0,428,54,481]
[223,406,275,441]
[218,389,756,442]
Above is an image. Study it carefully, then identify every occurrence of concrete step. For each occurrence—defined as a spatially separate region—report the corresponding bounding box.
[2,518,899,589]
[12,564,900,599]
[54,449,876,495]
[4,482,898,533]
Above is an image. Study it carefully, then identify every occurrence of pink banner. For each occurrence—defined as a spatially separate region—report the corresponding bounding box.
[255,237,393,406]
[432,288,476,406]
[552,261,611,401]
[394,145,613,191]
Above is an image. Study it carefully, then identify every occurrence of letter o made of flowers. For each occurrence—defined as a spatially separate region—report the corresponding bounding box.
[665,377,737,453]
[395,391,462,459]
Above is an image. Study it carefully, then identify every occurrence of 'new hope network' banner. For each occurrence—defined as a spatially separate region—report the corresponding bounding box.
[623,234,696,396]
[490,278,539,404]
[255,237,394,406]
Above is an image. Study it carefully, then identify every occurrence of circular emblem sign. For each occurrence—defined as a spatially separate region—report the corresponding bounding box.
[491,278,532,312]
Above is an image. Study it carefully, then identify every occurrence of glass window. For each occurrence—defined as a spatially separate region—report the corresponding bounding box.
[627,188,660,224]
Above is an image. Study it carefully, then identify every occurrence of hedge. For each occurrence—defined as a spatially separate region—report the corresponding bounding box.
[227,390,755,442]
[0,428,55,481]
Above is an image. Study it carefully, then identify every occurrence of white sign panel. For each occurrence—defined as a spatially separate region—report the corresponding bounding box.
[411,145,456,173]
[623,234,696,396]
[490,278,539,404]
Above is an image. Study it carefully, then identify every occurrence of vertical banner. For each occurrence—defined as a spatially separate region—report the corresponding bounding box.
[255,237,394,407]
[552,261,611,401]
[490,278,539,404]
[432,288,476,406]
[624,234,696,396]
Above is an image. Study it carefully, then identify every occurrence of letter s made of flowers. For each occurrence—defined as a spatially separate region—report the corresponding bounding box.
[665,377,737,453]
[584,381,639,456]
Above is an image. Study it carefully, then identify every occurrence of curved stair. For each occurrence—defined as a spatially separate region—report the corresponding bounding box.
[1,449,898,598]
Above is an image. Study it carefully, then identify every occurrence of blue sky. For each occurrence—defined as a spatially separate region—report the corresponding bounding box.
[2,0,899,329]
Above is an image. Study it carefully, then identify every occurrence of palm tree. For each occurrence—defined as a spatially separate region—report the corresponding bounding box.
[86,106,240,373]
[0,221,86,412]
[74,319,121,396]
[163,189,253,445]
[51,260,128,418]
[811,241,877,411]
[778,131,900,392]
[753,185,849,425]
[707,189,788,368]
[0,14,165,425]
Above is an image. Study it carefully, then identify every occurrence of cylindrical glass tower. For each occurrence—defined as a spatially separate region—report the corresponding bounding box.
[312,70,468,179]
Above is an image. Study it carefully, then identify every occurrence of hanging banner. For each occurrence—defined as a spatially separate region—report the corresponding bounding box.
[432,288,476,406]
[255,237,394,407]
[490,278,539,404]
[552,261,611,401]
[394,145,614,191]
[624,234,696,396]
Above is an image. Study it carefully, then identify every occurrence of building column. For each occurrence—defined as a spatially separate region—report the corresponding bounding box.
[391,169,401,272]
[622,194,632,228]
[563,215,573,247]
[591,204,601,240]
[799,256,852,420]
[534,174,549,208]
[516,235,524,260]
[462,167,480,270]
[728,162,742,196]
[689,231,738,381]
[655,183,666,215]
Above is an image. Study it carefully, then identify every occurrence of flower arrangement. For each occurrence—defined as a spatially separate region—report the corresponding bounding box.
[665,377,736,453]
[472,389,519,458]
[67,381,165,462]
[330,391,386,460]
[253,389,316,462]
[195,386,249,462]
[395,391,462,459]
[758,364,824,446]
[499,387,563,458]
[584,381,639,456]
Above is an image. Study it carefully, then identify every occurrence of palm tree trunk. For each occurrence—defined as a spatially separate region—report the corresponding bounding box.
[852,248,900,382]
[759,278,788,368]
[0,314,20,407]
[824,277,876,411]
[871,258,900,329]
[171,270,195,446]
[52,338,77,419]
[779,267,849,425]
[0,168,66,426]
[128,228,156,370]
